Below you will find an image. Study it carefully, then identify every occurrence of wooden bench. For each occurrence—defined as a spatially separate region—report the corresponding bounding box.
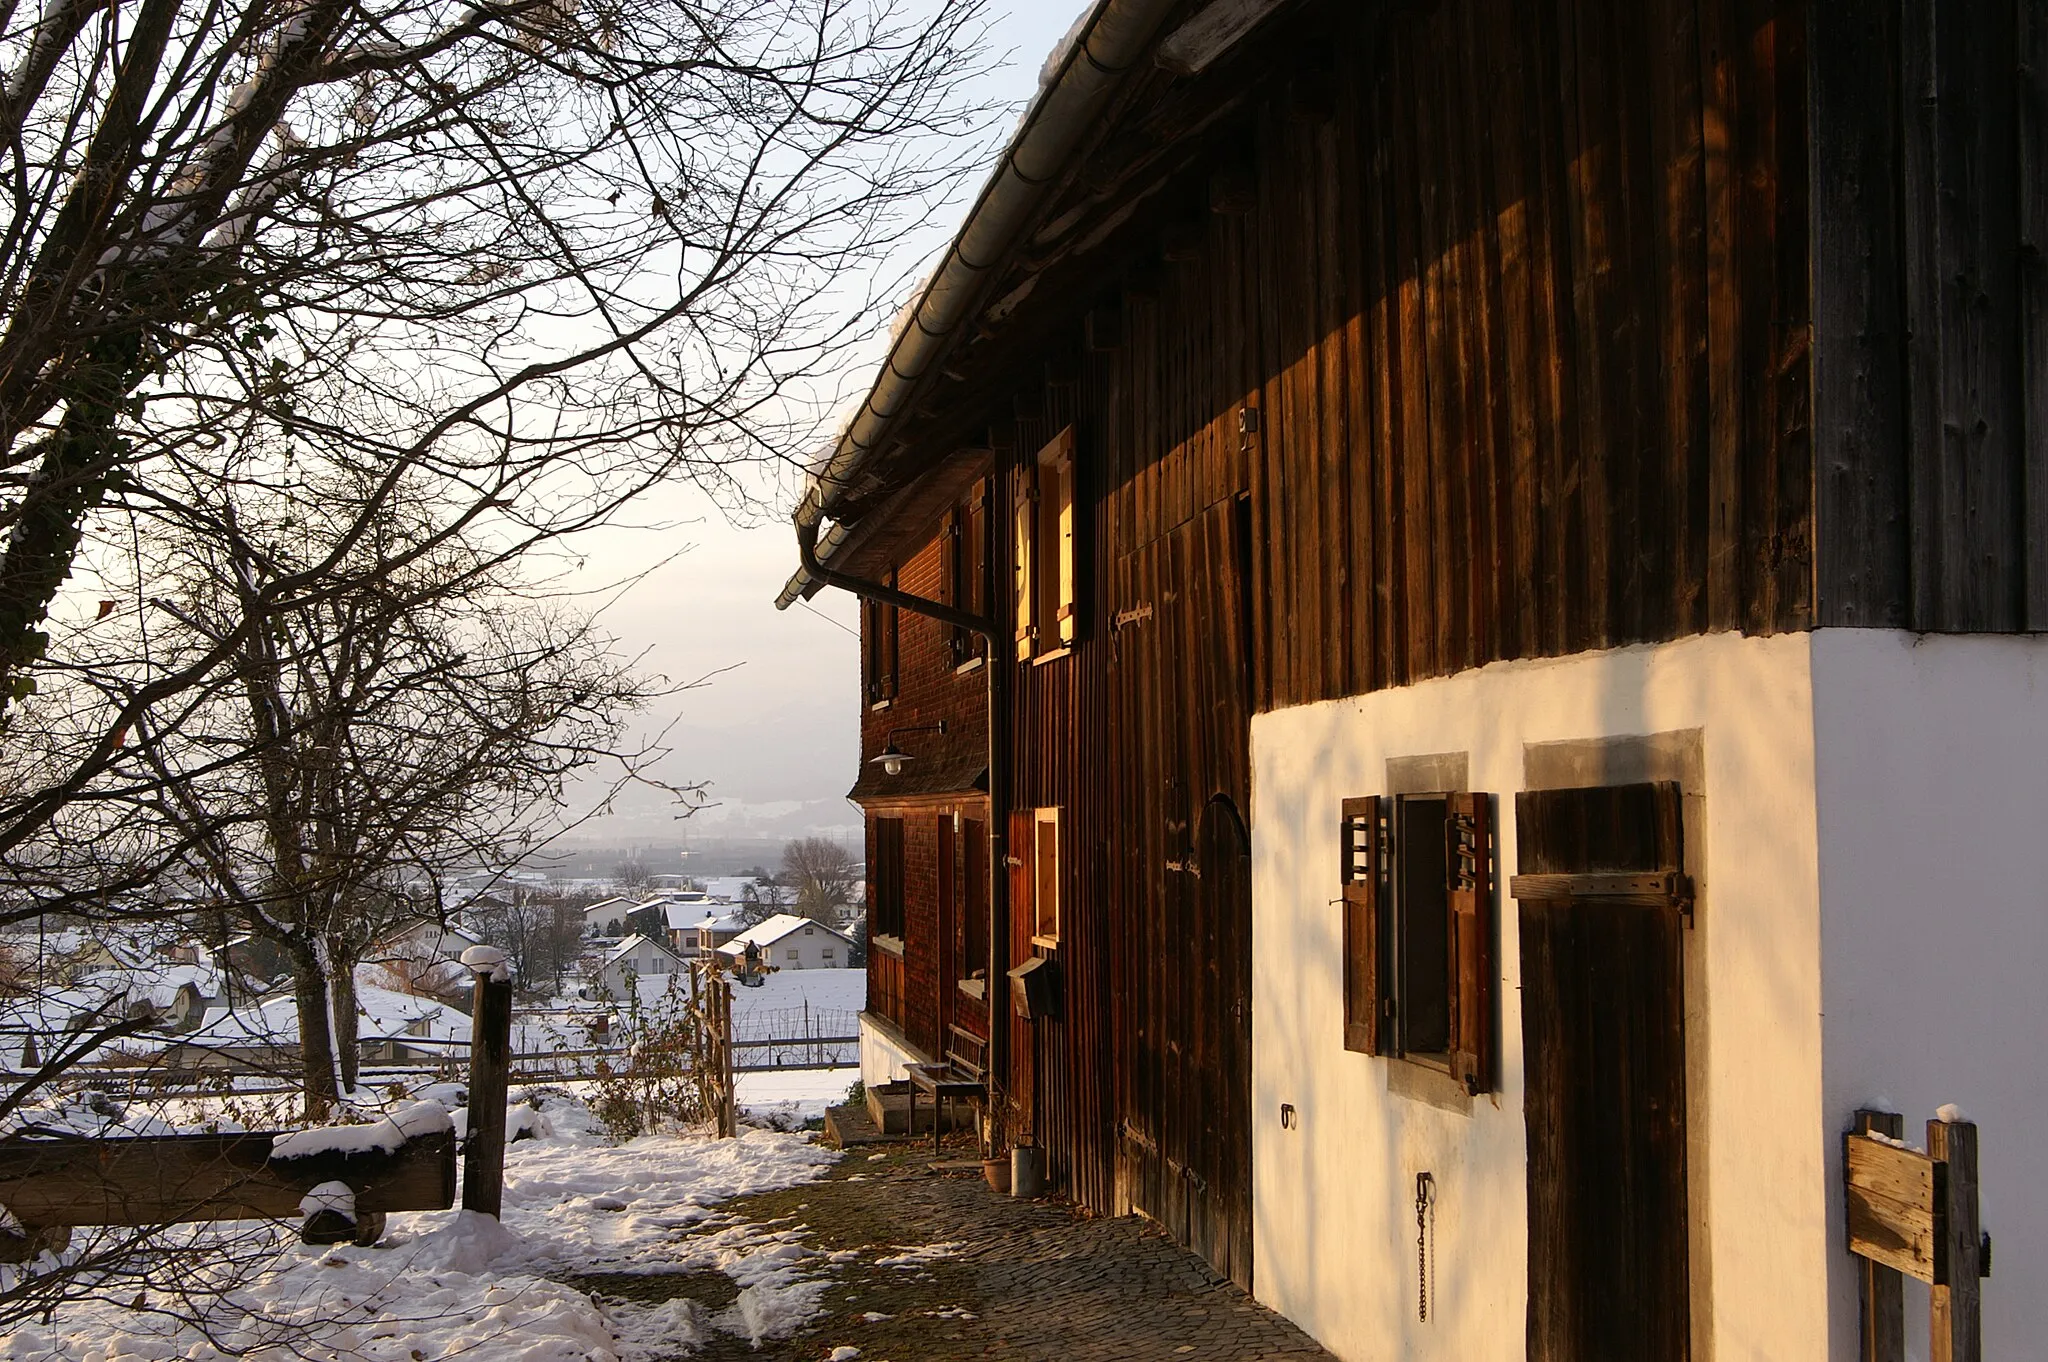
[905,1024,987,1155]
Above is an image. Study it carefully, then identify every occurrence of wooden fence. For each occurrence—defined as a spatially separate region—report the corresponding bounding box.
[1845,1108,1989,1362]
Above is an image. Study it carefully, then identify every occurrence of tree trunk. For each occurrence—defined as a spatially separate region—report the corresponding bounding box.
[291,942,341,1122]
[328,942,361,1095]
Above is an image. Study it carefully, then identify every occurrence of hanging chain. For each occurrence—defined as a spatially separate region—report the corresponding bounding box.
[1415,1172,1436,1322]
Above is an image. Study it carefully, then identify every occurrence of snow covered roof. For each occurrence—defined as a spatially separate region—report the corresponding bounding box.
[604,933,683,966]
[716,914,854,954]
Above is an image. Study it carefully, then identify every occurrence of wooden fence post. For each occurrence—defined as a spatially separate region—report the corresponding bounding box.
[718,975,736,1139]
[462,950,514,1218]
[1853,1109,1907,1362]
[1928,1117,1981,1362]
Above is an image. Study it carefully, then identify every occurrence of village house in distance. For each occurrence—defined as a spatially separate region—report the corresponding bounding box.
[778,1,2043,1360]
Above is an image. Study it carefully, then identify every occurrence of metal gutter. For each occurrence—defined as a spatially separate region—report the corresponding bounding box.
[775,0,1182,609]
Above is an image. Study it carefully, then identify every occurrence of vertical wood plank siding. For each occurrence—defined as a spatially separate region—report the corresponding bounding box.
[940,0,1807,1287]
[1813,0,2048,630]
[1221,0,1808,713]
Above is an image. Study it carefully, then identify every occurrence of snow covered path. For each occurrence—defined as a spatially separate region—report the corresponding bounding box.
[2,1094,843,1362]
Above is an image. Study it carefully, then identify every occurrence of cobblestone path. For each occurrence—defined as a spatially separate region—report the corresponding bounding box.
[567,1133,1336,1361]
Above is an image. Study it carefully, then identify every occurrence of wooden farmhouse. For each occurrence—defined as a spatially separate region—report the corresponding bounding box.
[777,1,2046,1358]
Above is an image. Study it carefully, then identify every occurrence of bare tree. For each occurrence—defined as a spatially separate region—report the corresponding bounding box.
[0,0,991,1332]
[15,476,669,1116]
[736,874,795,926]
[0,0,993,759]
[781,836,855,923]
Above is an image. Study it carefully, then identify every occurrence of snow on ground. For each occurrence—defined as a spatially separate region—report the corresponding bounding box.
[735,1065,860,1126]
[2,1091,840,1362]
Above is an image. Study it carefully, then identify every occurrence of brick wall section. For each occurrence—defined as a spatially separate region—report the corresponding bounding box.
[861,529,992,1062]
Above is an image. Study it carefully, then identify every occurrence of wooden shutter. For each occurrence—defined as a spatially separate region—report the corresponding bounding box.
[1052,430,1078,646]
[1447,790,1494,1094]
[1013,464,1037,660]
[1008,807,1036,961]
[879,576,898,701]
[862,596,884,704]
[1341,795,1382,1055]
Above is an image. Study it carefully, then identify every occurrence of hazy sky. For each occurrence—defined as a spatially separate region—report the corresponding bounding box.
[558,3,1081,848]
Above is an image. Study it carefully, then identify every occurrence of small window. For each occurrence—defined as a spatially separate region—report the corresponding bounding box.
[1014,430,1078,661]
[1340,791,1495,1093]
[863,574,899,706]
[786,948,800,961]
[1032,807,1061,945]
[872,817,906,939]
[803,926,813,935]
[823,946,836,958]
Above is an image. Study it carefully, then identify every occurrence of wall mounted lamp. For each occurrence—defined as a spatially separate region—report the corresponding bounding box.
[871,721,946,776]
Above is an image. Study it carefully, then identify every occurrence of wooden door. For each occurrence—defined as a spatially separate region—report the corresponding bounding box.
[1110,500,1252,1289]
[1515,782,1690,1362]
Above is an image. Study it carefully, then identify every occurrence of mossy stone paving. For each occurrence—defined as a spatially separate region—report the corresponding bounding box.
[559,1136,1334,1361]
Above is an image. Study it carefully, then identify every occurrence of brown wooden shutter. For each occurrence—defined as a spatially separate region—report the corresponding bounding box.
[1341,795,1382,1055]
[1053,430,1078,646]
[880,572,899,701]
[1447,790,1494,1094]
[966,486,988,661]
[1013,465,1036,660]
[1008,807,1036,965]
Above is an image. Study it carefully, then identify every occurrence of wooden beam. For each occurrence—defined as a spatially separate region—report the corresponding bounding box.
[1157,0,1293,78]
[1928,1117,1982,1362]
[0,1129,455,1241]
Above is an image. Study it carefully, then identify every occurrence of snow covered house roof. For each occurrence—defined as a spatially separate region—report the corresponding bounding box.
[604,933,683,966]
[715,914,854,956]
[699,876,760,903]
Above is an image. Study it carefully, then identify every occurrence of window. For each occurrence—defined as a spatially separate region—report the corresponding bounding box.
[863,573,898,705]
[872,816,905,940]
[947,487,989,667]
[1013,429,1077,661]
[823,946,836,959]
[1340,791,1495,1093]
[1032,807,1061,945]
[785,948,800,961]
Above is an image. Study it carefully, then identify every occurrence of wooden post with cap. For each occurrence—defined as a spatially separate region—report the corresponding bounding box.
[461,945,515,1217]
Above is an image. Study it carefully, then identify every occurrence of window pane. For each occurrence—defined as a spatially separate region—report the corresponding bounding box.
[1397,795,1451,1055]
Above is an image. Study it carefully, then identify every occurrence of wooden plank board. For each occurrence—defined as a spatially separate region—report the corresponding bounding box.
[1844,1132,1938,1283]
[1810,0,1909,628]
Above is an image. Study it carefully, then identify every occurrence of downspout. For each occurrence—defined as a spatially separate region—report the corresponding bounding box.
[797,518,991,639]
[984,595,1008,1157]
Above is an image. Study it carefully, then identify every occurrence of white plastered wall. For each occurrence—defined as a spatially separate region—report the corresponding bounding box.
[859,1011,919,1086]
[1811,630,2048,1360]
[1250,631,1829,1362]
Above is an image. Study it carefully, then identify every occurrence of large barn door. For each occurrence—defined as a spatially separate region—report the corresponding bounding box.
[1111,500,1252,1289]
[1513,782,1690,1362]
